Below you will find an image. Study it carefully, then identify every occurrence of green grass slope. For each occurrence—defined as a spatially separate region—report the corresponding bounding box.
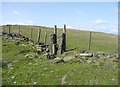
[2,25,118,85]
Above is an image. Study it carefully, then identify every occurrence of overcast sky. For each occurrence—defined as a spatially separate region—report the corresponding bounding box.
[1,2,118,34]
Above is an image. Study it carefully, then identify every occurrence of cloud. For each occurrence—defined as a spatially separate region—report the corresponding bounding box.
[5,22,24,25]
[2,20,35,25]
[107,25,118,34]
[56,25,73,29]
[13,11,20,14]
[110,29,118,33]
[110,26,118,33]
[93,19,108,25]
[26,20,34,25]
[66,25,72,29]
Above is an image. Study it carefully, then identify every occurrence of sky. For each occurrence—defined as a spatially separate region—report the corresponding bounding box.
[1,2,118,34]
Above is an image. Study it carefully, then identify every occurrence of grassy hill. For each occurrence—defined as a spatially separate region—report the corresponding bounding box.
[2,25,118,85]
[3,25,117,53]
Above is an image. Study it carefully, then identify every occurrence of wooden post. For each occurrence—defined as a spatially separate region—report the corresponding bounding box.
[37,28,41,43]
[52,25,57,55]
[49,34,53,53]
[88,31,92,51]
[44,31,47,45]
[63,24,66,34]
[57,24,67,54]
[53,25,57,44]
[48,25,57,55]
[18,26,20,35]
[54,25,57,36]
[30,28,33,39]
[57,34,63,54]
[63,24,66,52]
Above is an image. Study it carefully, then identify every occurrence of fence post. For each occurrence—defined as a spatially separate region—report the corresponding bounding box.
[88,31,92,51]
[57,34,63,54]
[54,25,57,39]
[44,31,47,45]
[49,34,53,53]
[57,24,67,54]
[37,28,41,43]
[63,24,66,52]
[48,25,57,55]
[53,25,57,44]
[63,24,66,34]
[52,25,57,55]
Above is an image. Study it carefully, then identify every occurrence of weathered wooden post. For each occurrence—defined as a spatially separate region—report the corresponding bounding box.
[63,24,66,52]
[54,25,57,40]
[36,28,44,52]
[30,28,33,39]
[52,25,57,55]
[63,24,66,34]
[37,28,41,43]
[49,34,53,53]
[57,34,63,54]
[44,31,47,45]
[48,25,57,55]
[57,24,67,54]
[88,31,92,51]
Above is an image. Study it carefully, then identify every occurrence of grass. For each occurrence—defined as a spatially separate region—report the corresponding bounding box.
[2,25,119,85]
[3,25,117,53]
